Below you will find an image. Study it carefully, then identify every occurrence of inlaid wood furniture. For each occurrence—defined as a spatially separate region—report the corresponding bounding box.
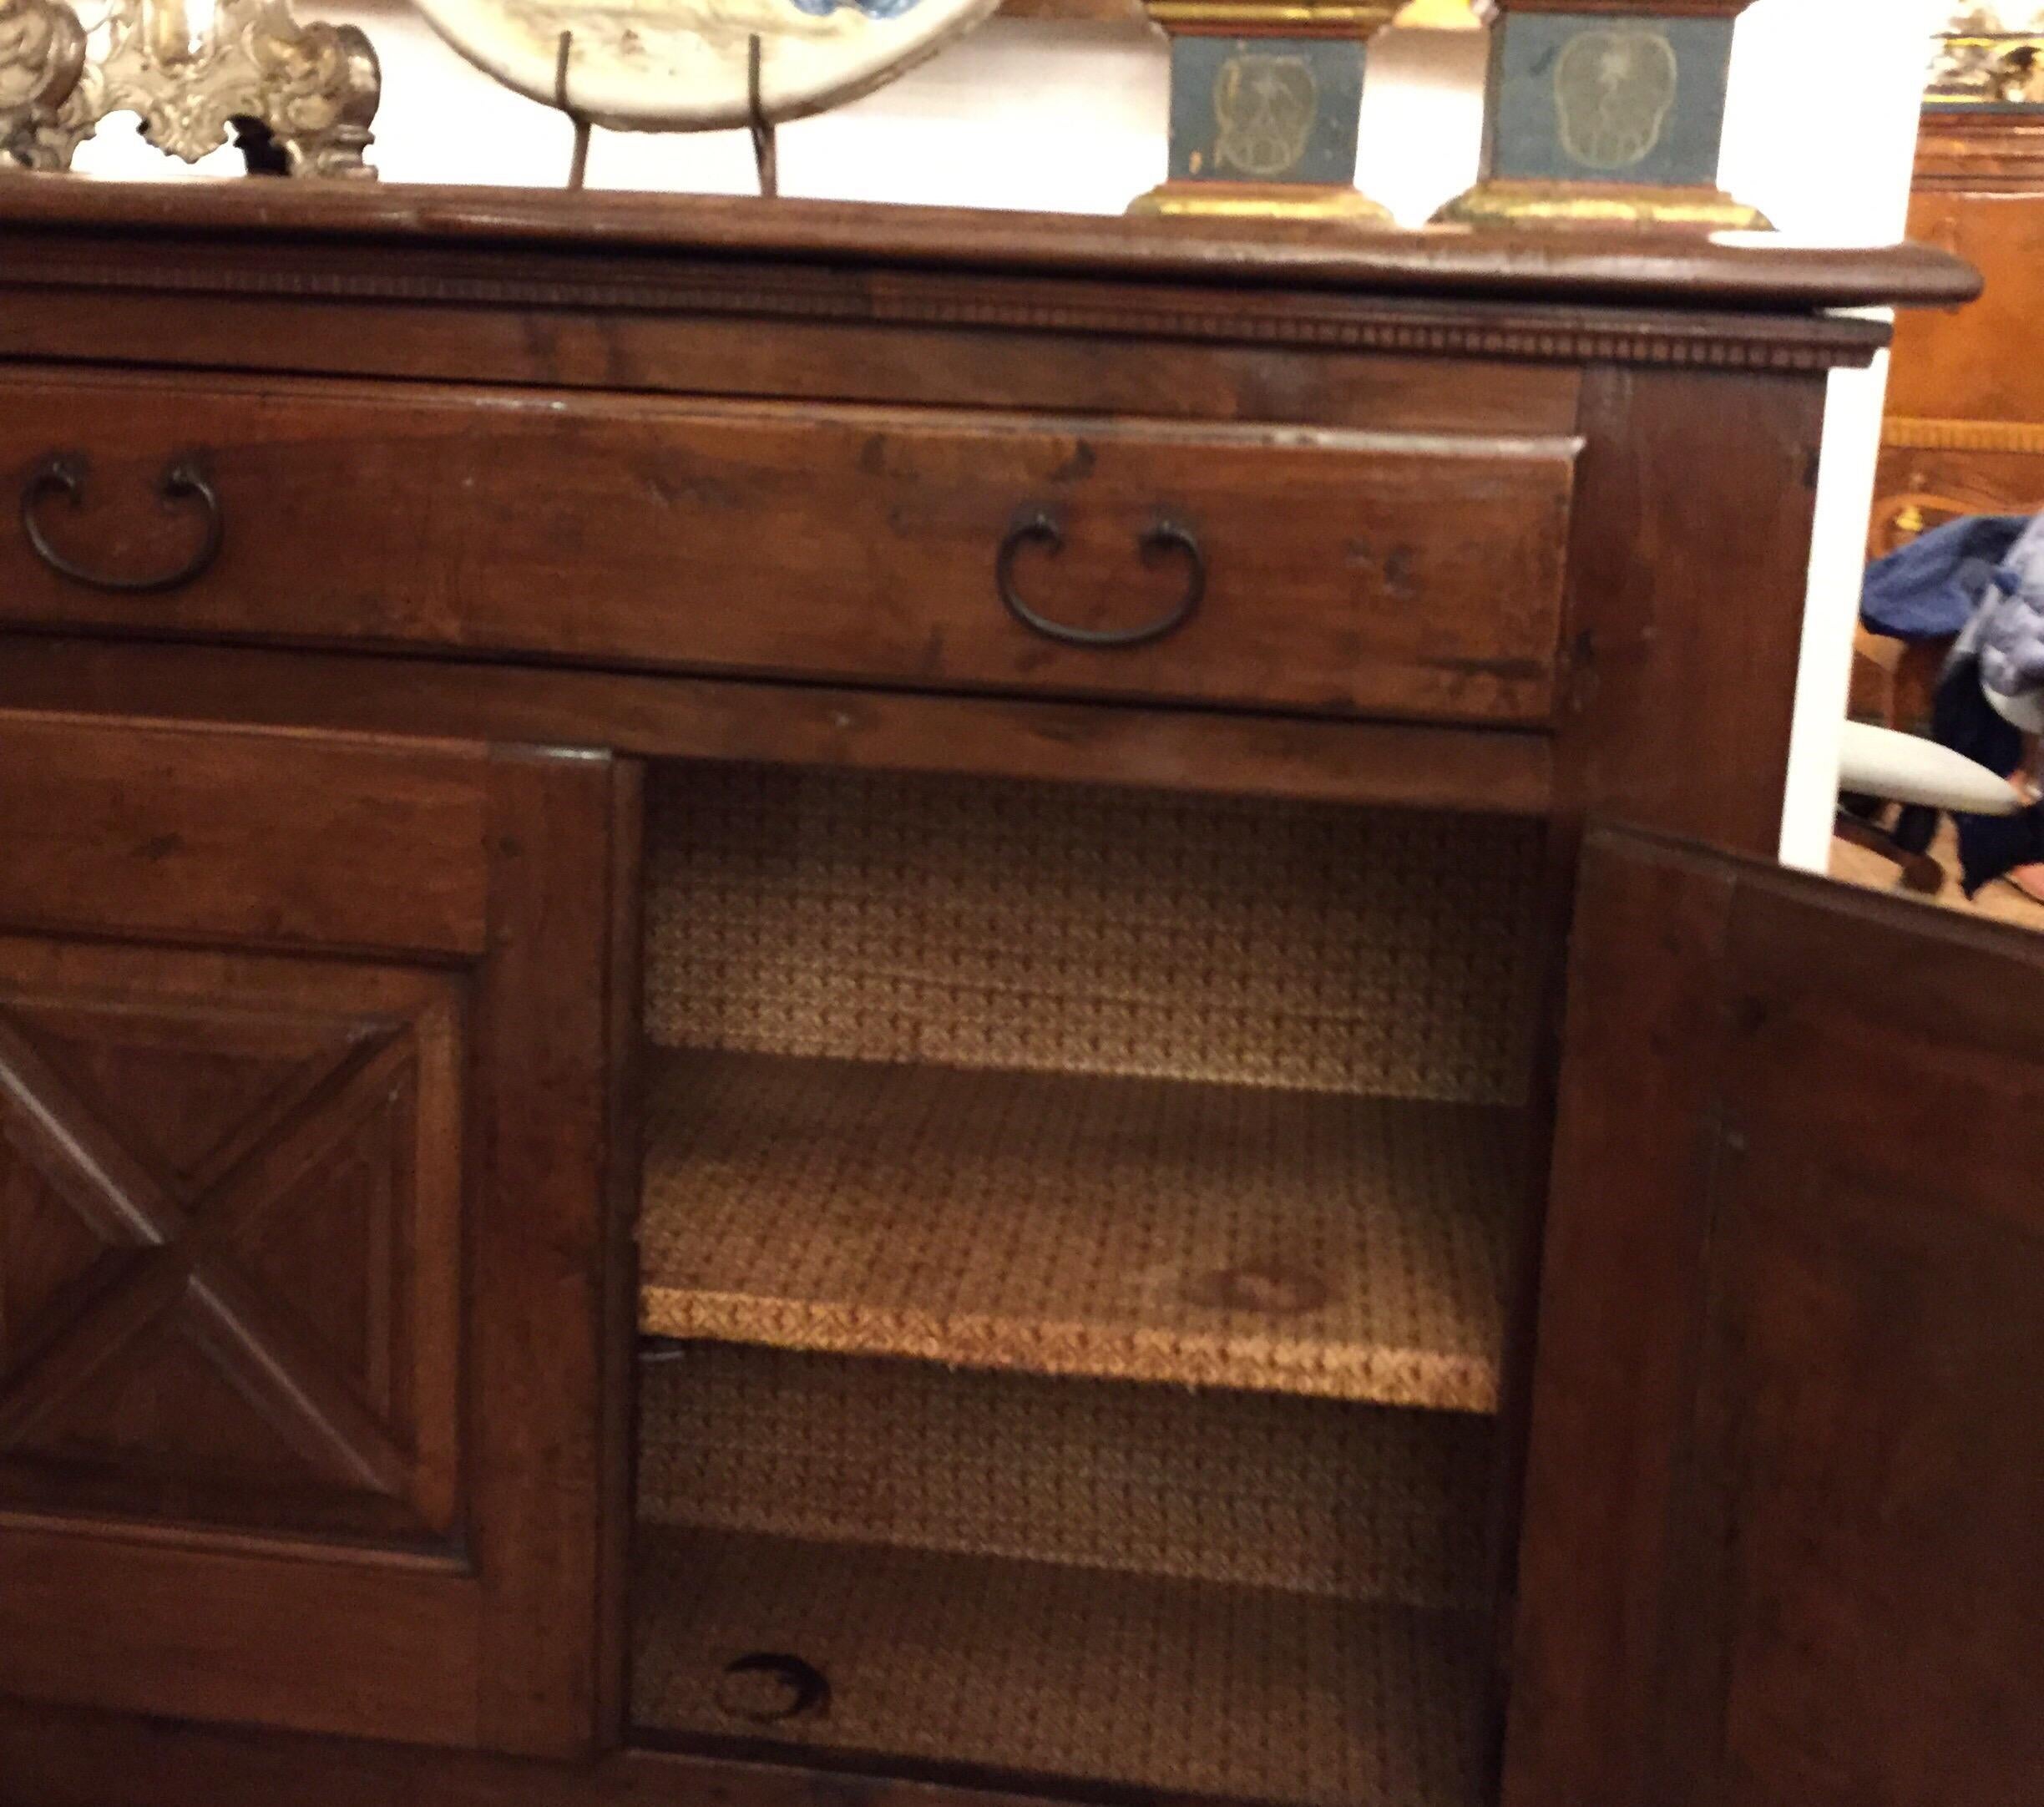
[1859,109,2044,738]
[0,183,2026,1807]
[1876,111,2044,559]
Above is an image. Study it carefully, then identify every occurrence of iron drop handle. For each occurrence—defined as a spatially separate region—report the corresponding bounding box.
[22,453,224,594]
[996,509,1205,650]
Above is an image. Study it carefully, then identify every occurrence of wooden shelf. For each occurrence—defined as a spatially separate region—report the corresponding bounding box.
[631,1525,1485,1807]
[640,1344,1495,1614]
[639,1049,1517,1411]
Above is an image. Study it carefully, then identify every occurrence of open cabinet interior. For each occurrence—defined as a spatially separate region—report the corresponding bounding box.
[628,762,1550,1807]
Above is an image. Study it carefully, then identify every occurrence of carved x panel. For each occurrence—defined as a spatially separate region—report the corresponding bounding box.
[0,937,463,1546]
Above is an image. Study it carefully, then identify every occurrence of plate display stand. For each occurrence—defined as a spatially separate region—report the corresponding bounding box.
[547,24,778,194]
[415,0,1004,136]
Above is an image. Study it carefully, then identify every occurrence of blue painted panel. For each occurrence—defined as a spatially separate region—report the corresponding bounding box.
[1168,38,1364,186]
[1490,13,1733,187]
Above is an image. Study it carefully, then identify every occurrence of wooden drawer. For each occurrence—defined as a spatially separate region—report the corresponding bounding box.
[0,373,1576,724]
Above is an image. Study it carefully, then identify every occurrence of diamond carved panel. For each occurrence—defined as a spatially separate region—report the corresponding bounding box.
[0,938,463,1547]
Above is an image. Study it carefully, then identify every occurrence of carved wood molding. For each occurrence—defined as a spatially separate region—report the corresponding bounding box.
[0,974,458,1543]
[1885,415,2044,456]
[3,241,1890,370]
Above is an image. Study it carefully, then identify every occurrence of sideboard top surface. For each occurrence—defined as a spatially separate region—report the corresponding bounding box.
[0,180,1977,331]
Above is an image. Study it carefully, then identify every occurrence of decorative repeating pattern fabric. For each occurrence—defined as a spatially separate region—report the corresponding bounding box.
[644,765,1543,1106]
[639,1345,1495,1612]
[630,763,1522,1802]
[640,1049,1517,1410]
[633,1526,1486,1807]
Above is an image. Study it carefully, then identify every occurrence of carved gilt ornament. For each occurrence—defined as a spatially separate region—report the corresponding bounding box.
[1,0,377,175]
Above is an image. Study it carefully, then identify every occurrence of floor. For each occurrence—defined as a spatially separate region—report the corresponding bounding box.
[1829,818,2044,933]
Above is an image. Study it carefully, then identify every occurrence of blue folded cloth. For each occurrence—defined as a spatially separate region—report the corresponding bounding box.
[1968,513,2044,735]
[1863,512,2044,895]
[1862,513,2029,642]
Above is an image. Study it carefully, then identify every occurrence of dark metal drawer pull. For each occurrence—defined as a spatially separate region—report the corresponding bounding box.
[997,509,1205,650]
[22,453,224,594]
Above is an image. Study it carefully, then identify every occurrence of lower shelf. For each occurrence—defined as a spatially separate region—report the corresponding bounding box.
[640,1048,1517,1411]
[632,1525,1486,1807]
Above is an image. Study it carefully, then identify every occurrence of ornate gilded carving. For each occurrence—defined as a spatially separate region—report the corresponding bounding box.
[1930,2,2044,111]
[0,0,89,170]
[5,0,378,175]
[1930,34,2044,107]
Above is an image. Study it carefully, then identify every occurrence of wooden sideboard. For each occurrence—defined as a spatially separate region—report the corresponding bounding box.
[0,183,2033,1807]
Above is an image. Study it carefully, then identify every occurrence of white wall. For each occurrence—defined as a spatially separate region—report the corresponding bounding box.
[72,6,1181,198]
[1726,0,1941,868]
[70,2,1940,864]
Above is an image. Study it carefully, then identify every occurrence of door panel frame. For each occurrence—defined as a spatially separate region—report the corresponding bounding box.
[1504,825,2044,1807]
[0,714,640,1760]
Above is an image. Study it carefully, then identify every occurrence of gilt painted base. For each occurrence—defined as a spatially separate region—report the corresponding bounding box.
[1434,177,1771,233]
[1130,177,1393,224]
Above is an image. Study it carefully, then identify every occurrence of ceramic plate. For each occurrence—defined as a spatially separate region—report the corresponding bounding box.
[416,0,1003,131]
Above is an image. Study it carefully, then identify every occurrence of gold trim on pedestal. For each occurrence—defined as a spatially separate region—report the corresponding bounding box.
[1130,179,1394,223]
[1143,1,1399,28]
[1434,178,1772,232]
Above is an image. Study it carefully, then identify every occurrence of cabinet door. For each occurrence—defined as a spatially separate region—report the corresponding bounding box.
[0,712,635,1759]
[1505,828,2044,1807]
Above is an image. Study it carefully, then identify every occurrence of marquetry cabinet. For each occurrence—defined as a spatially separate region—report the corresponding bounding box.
[1874,110,2044,554]
[0,182,2033,1807]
